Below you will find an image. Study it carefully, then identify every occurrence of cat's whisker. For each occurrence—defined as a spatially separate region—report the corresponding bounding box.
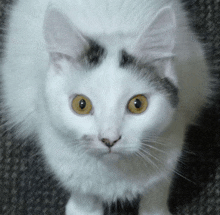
[138,150,161,172]
[139,147,164,164]
[171,167,195,184]
[140,146,182,169]
[182,148,196,156]
[173,156,188,166]
[141,142,169,154]
[142,135,169,141]
[147,135,174,143]
[72,143,85,151]
[141,137,172,146]
[139,146,194,183]
[142,139,197,165]
[68,140,88,153]
[135,152,172,184]
[141,144,184,163]
[75,147,91,157]
[134,151,154,170]
[139,147,169,169]
[176,150,197,166]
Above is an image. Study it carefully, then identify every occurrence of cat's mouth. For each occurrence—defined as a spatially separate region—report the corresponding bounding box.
[86,144,126,160]
[91,147,121,156]
[97,146,135,162]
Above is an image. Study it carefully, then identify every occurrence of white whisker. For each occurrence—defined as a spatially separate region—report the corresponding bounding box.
[139,147,161,163]
[141,143,168,154]
[134,151,152,169]
[142,136,172,146]
[139,146,193,184]
[138,150,161,172]
[182,148,196,156]
[172,168,195,184]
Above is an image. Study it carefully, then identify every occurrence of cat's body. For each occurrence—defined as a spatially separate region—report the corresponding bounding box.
[1,0,212,214]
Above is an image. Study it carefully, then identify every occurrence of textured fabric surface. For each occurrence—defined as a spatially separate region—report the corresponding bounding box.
[0,0,220,215]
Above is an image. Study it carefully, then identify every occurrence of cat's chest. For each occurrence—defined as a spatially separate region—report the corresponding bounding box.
[70,156,166,201]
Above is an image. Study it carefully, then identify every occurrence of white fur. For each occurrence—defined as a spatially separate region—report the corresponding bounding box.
[1,0,212,215]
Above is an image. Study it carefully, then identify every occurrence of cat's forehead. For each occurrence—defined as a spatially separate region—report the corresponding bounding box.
[68,50,151,101]
[82,55,148,93]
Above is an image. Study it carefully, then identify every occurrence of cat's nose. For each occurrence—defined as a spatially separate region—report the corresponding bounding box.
[101,136,121,148]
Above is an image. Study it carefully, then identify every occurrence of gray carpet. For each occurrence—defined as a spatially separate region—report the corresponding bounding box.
[0,0,220,214]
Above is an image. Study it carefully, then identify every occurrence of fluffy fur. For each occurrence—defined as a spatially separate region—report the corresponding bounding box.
[1,0,212,214]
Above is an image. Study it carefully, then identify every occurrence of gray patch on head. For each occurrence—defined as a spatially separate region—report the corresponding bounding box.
[119,50,157,73]
[120,50,136,67]
[119,49,179,108]
[81,40,106,68]
[50,40,106,70]
[156,77,179,108]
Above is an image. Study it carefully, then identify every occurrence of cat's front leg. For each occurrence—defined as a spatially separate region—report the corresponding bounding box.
[139,180,172,215]
[66,192,103,215]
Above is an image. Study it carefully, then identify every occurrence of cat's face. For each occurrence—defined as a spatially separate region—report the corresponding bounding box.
[42,6,178,159]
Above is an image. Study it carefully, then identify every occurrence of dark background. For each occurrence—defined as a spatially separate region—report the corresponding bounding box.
[0,0,220,214]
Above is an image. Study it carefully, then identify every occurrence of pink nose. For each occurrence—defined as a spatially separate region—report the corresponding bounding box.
[101,136,121,148]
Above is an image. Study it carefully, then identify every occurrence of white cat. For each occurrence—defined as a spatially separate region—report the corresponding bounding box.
[1,0,212,214]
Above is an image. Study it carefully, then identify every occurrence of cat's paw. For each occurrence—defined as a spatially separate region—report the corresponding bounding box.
[139,211,172,215]
[66,195,103,215]
[66,203,102,215]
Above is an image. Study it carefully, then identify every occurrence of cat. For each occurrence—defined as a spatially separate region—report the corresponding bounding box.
[1,0,213,214]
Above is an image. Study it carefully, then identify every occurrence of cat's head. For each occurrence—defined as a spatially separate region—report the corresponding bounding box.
[42,6,178,158]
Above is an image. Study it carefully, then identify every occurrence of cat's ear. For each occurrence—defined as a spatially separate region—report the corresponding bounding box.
[134,6,177,84]
[43,7,89,59]
[134,6,176,61]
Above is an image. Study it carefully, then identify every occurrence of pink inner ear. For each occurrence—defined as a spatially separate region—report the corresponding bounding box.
[134,6,176,61]
[43,7,89,59]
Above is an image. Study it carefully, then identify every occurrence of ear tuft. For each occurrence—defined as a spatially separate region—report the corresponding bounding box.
[43,7,89,59]
[134,6,176,61]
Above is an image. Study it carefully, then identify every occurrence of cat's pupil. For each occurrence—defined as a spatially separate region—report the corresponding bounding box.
[79,99,86,109]
[134,99,142,109]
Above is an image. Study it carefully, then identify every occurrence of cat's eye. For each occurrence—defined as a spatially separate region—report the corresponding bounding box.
[128,95,148,114]
[72,95,92,115]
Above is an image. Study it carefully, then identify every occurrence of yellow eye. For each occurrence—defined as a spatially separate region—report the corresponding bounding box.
[128,95,148,114]
[72,95,92,115]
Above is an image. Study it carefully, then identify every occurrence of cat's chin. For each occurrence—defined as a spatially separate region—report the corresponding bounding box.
[88,147,132,162]
[101,152,121,162]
